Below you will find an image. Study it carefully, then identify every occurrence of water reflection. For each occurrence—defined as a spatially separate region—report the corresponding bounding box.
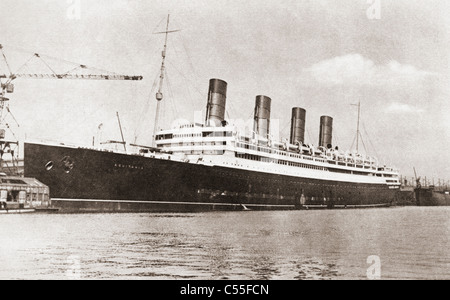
[294,259,338,280]
[251,256,280,280]
[0,208,448,280]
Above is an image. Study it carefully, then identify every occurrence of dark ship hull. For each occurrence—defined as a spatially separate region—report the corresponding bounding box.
[415,187,450,206]
[24,142,398,213]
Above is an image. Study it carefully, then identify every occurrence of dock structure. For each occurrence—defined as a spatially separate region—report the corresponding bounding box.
[0,175,50,212]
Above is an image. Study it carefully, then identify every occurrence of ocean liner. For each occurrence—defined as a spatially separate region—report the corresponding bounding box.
[22,17,401,212]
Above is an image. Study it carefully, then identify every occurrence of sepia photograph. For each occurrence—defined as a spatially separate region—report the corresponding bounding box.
[0,0,448,285]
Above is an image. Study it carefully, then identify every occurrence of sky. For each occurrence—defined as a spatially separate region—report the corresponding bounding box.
[0,0,449,182]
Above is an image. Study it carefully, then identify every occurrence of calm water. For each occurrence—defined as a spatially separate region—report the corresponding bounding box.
[0,207,448,280]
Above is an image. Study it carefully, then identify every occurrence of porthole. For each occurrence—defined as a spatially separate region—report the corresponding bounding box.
[45,161,54,171]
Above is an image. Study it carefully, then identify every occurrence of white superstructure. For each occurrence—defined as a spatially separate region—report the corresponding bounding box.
[155,123,400,188]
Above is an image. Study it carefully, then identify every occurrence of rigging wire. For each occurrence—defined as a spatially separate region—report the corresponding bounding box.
[280,120,291,139]
[169,43,196,110]
[152,17,167,34]
[167,59,207,115]
[0,47,12,75]
[57,83,138,145]
[246,110,254,122]
[350,132,357,152]
[164,68,179,123]
[129,81,139,143]
[357,101,368,154]
[37,55,58,75]
[225,100,239,124]
[131,30,166,143]
[225,110,231,122]
[134,72,160,142]
[2,44,126,76]
[333,129,342,150]
[306,127,313,145]
[2,161,15,175]
[358,132,368,154]
[167,60,204,99]
[0,107,20,128]
[8,53,36,77]
[179,34,200,81]
[362,121,380,159]
[163,26,206,113]
[4,123,19,142]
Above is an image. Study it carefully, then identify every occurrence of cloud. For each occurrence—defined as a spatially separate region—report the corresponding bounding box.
[303,53,436,86]
[385,102,425,114]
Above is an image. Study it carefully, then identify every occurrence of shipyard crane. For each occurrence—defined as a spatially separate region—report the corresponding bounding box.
[0,44,143,175]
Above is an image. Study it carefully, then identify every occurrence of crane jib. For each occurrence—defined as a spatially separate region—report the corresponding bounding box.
[0,74,143,80]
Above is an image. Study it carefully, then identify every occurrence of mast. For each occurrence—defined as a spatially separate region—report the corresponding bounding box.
[116,111,126,152]
[350,100,361,153]
[356,101,361,153]
[153,14,173,146]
